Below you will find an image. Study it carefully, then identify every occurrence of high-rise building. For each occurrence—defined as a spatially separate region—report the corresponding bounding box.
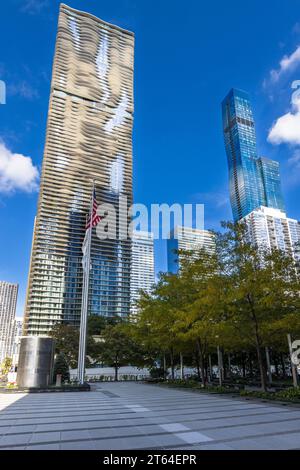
[24,4,134,335]
[257,157,285,211]
[167,226,215,274]
[222,88,300,260]
[130,231,155,315]
[0,281,18,362]
[243,206,300,261]
[11,319,23,366]
[222,88,285,222]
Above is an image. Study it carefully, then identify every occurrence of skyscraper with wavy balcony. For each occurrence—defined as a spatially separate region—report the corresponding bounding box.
[24,4,134,335]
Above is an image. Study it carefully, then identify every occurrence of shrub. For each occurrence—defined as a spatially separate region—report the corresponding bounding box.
[240,387,300,402]
[149,367,165,379]
[277,387,300,400]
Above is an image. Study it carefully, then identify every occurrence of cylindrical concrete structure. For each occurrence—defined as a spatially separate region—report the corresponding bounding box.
[17,337,55,388]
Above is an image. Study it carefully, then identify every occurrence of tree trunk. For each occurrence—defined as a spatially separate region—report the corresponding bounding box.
[274,356,279,377]
[223,350,227,379]
[217,346,223,387]
[247,293,267,391]
[180,352,184,380]
[205,362,209,383]
[265,347,272,385]
[163,354,167,380]
[194,351,201,381]
[199,355,206,387]
[227,353,232,378]
[242,354,246,378]
[196,339,206,387]
[208,354,213,382]
[255,340,267,391]
[280,353,286,378]
[170,348,175,380]
[115,365,118,381]
[249,353,253,378]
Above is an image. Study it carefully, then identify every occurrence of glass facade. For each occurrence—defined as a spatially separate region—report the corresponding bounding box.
[24,5,134,335]
[222,89,285,221]
[167,226,215,274]
[257,157,285,212]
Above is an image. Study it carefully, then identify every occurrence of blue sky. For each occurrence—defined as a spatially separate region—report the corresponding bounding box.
[1,0,300,317]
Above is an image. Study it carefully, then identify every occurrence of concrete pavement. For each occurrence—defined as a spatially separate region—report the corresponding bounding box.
[0,382,300,450]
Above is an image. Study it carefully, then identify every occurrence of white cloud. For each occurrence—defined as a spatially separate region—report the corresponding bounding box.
[268,101,300,145]
[293,22,300,34]
[8,81,39,100]
[194,191,229,209]
[269,45,300,83]
[21,0,49,15]
[0,141,39,193]
[288,149,300,168]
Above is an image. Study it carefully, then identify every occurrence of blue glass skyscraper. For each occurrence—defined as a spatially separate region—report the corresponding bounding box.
[222,88,285,222]
[257,157,285,211]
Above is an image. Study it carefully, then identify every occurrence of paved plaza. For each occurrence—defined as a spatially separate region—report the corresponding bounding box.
[0,382,300,450]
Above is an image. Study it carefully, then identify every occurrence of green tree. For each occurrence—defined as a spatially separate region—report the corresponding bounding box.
[87,315,108,336]
[49,323,79,368]
[216,221,300,391]
[96,322,146,381]
[135,272,189,379]
[173,246,221,384]
[50,317,111,369]
[53,353,70,383]
[1,357,12,376]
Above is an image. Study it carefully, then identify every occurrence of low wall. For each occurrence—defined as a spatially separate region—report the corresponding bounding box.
[70,366,151,381]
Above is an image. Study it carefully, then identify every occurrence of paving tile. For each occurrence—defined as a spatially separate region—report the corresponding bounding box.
[160,423,190,432]
[0,427,12,435]
[60,441,96,450]
[202,420,300,440]
[4,424,37,434]
[0,433,32,447]
[89,428,125,439]
[29,432,61,444]
[92,435,160,450]
[26,443,61,450]
[1,383,300,450]
[175,431,213,444]
[151,433,191,447]
[225,436,286,450]
[60,430,90,441]
[125,405,150,412]
[0,446,26,450]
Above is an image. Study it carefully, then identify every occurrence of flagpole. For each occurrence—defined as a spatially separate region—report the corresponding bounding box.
[78,181,95,385]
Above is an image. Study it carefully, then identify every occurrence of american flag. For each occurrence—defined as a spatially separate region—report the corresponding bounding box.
[86,189,101,229]
[82,189,101,272]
